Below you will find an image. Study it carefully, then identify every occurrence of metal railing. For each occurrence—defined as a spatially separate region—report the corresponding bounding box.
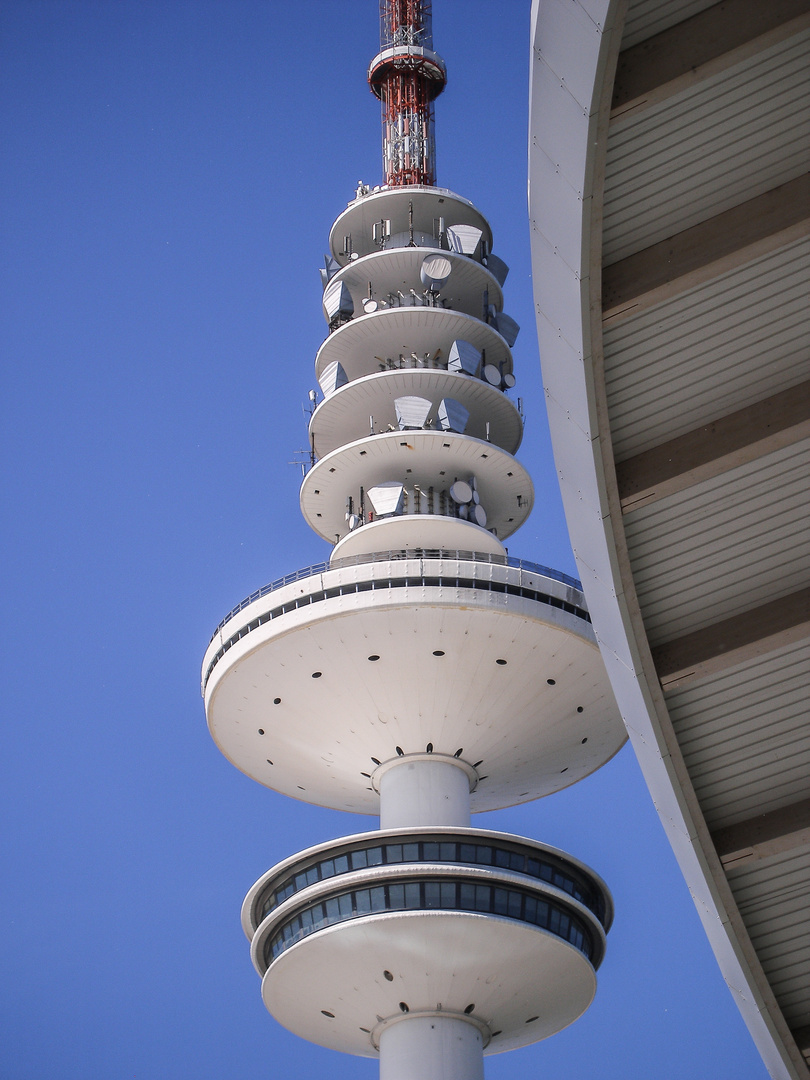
[209,549,582,643]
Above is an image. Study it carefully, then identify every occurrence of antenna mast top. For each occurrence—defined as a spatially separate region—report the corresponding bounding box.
[367,0,447,187]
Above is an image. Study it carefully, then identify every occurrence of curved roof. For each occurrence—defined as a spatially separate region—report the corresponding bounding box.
[528,1,810,1077]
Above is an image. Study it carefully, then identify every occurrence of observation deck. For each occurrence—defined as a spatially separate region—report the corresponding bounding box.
[201,550,625,814]
[242,827,610,1057]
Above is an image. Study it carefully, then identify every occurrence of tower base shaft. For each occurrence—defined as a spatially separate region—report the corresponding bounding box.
[379,1015,484,1080]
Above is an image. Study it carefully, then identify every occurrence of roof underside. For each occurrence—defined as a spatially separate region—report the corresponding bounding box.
[529,0,810,1076]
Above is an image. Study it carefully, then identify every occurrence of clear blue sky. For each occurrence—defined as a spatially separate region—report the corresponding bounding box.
[1,2,770,1078]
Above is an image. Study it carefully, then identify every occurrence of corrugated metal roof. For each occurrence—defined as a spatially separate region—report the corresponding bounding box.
[666,639,810,828]
[620,0,716,49]
[603,29,810,262]
[603,237,810,458]
[622,440,810,641]
[728,849,810,1028]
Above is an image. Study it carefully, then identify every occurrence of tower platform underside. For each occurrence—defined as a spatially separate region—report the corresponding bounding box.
[203,556,625,814]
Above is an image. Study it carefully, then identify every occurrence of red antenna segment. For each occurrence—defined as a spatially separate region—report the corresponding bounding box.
[367,0,447,187]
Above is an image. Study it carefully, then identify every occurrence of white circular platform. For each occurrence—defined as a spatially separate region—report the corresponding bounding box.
[300,429,532,543]
[203,569,625,813]
[311,369,522,457]
[261,911,596,1056]
[314,306,513,384]
[329,186,493,264]
[330,516,506,561]
[324,246,504,324]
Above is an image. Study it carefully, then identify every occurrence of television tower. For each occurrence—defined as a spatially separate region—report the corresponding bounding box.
[201,4,625,1077]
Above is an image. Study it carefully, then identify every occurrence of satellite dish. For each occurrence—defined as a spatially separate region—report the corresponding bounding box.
[472,504,487,527]
[471,489,480,505]
[445,224,483,257]
[322,279,354,322]
[457,503,469,520]
[420,253,452,292]
[450,480,473,505]
[503,372,516,389]
[348,514,360,530]
[437,398,469,434]
[483,364,501,386]
[395,396,432,430]
[484,253,509,286]
[493,312,520,347]
[366,482,405,517]
[362,298,378,314]
[447,339,482,377]
[318,360,348,397]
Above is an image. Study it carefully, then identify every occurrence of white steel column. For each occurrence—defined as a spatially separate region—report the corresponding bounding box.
[379,1015,484,1080]
[378,757,472,829]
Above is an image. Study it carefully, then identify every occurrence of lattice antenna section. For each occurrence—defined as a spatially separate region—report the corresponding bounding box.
[368,0,447,187]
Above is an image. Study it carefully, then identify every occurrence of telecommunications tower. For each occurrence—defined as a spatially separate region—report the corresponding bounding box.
[201,4,625,1077]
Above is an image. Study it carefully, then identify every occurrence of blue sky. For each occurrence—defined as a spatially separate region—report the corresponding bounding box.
[1,2,770,1078]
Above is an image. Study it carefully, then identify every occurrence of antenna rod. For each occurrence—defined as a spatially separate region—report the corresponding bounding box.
[367,1,447,187]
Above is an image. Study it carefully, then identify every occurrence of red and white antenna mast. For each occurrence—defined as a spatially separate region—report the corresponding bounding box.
[368,0,447,187]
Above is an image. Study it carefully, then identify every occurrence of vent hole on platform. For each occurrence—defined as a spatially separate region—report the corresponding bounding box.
[473,759,484,767]
[464,1003,475,1014]
[560,768,568,773]
[361,771,370,778]
[547,678,556,685]
[496,658,507,665]
[395,746,404,756]
[581,737,588,744]
[432,650,445,656]
[312,671,322,679]
[526,1016,539,1024]
[454,748,463,757]
[426,743,433,753]
[266,759,273,765]
[297,785,306,790]
[368,655,380,662]
[371,757,381,765]
[383,970,393,982]
[577,706,584,713]
[399,1002,409,1013]
[258,729,264,735]
[321,1010,335,1018]
[492,1030,502,1037]
[273,697,281,705]
[360,1027,370,1033]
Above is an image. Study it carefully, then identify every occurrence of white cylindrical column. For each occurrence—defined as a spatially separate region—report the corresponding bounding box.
[379,1015,484,1080]
[379,758,471,829]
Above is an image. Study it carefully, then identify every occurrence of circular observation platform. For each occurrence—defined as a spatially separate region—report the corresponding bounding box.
[300,429,532,543]
[310,369,523,458]
[330,186,492,265]
[323,246,503,324]
[315,305,513,385]
[201,553,626,814]
[244,828,608,1057]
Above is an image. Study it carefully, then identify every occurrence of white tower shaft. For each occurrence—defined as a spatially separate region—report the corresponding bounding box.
[379,1015,484,1080]
[379,757,472,829]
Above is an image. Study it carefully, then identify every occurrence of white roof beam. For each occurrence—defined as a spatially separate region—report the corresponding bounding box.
[616,380,810,512]
[652,587,810,691]
[611,0,810,123]
[602,173,810,324]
